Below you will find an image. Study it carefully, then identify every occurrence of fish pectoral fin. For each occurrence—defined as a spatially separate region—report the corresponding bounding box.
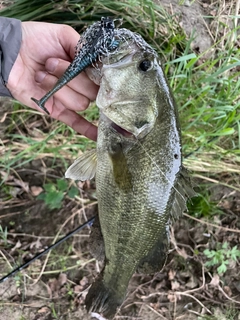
[171,166,196,221]
[65,149,97,181]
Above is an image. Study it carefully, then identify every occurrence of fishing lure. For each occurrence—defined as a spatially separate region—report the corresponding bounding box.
[31,17,119,114]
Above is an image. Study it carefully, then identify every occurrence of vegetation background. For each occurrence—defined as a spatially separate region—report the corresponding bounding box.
[0,0,240,319]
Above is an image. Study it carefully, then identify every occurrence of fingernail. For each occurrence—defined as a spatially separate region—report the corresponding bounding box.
[35,71,47,83]
[46,58,59,73]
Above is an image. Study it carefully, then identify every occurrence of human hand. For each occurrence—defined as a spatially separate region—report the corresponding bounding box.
[7,21,99,140]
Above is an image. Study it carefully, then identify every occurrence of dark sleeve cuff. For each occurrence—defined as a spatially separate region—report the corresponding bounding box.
[0,17,22,97]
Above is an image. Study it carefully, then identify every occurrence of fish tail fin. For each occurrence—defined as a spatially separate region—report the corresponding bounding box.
[85,274,123,319]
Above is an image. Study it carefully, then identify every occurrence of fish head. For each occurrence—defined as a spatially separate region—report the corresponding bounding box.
[94,29,162,139]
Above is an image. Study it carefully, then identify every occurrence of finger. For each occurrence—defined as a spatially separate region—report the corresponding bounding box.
[50,99,98,141]
[45,58,99,101]
[35,71,91,112]
[57,24,81,59]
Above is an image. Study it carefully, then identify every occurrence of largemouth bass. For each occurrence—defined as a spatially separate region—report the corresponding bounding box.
[66,28,194,318]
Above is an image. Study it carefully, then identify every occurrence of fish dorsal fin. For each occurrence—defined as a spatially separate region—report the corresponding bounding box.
[65,149,97,181]
[171,166,195,221]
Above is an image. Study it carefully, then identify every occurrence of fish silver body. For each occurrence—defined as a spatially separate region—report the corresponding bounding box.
[66,28,194,319]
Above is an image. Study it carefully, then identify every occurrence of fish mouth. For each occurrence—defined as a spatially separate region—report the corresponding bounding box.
[110,121,134,138]
[102,100,147,139]
[101,112,134,137]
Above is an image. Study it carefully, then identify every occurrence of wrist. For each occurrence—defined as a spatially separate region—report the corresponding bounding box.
[0,17,22,97]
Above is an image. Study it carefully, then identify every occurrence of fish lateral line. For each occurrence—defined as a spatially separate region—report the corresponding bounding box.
[135,138,189,205]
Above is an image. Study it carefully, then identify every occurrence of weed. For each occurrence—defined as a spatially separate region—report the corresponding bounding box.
[81,103,99,122]
[0,225,8,246]
[224,306,239,320]
[204,242,240,275]
[66,283,75,298]
[198,306,239,320]
[50,303,58,319]
[37,179,79,210]
[187,189,222,218]
[198,315,217,320]
[14,274,23,288]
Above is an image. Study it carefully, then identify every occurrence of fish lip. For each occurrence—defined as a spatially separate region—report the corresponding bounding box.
[104,113,151,139]
[110,120,153,139]
[106,100,154,139]
[110,121,134,138]
[104,100,145,138]
[101,113,135,138]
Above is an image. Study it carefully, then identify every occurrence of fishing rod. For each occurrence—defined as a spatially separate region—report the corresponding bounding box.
[0,217,95,284]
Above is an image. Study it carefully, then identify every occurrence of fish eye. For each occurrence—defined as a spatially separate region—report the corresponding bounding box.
[138,59,152,72]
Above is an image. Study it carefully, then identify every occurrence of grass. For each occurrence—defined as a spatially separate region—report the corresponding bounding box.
[0,0,240,319]
[1,0,186,59]
[204,242,240,275]
[0,102,95,172]
[0,1,239,172]
[2,0,240,159]
[1,0,239,207]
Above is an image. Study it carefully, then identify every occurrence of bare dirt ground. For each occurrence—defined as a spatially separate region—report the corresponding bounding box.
[1,1,240,320]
